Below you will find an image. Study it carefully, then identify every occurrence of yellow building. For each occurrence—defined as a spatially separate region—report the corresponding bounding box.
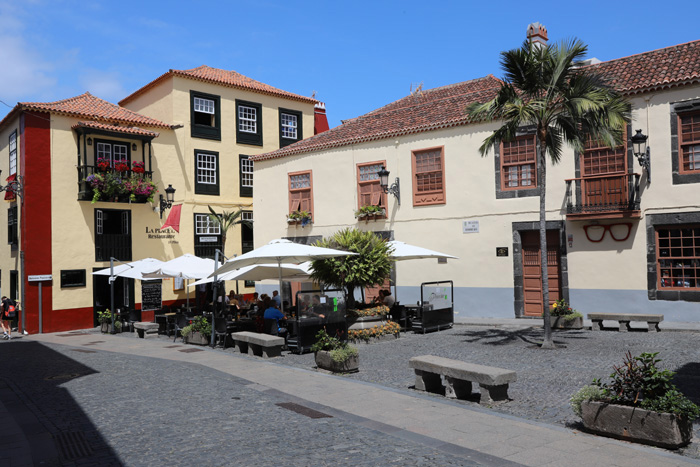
[0,66,323,333]
[252,30,700,323]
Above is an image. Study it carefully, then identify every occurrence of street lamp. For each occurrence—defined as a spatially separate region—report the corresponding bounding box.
[631,129,651,183]
[0,170,24,199]
[158,184,176,219]
[377,166,400,206]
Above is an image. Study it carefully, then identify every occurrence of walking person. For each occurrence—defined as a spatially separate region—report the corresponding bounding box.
[1,296,15,340]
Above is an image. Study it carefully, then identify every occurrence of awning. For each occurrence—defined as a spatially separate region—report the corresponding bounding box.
[161,204,182,232]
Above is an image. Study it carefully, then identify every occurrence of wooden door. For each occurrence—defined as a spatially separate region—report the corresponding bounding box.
[522,230,561,317]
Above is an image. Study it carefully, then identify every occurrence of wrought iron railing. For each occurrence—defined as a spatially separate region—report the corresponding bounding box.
[77,165,154,202]
[565,173,641,216]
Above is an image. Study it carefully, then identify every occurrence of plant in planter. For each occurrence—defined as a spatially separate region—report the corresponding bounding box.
[354,205,386,221]
[97,157,111,172]
[547,298,583,329]
[571,351,699,448]
[98,309,112,333]
[311,329,359,373]
[113,159,130,173]
[180,316,211,345]
[86,172,128,203]
[124,175,158,203]
[287,210,312,226]
[113,320,123,333]
[132,161,145,174]
[348,321,400,342]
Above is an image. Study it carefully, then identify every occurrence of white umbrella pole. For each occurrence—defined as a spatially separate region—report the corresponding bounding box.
[186,278,189,310]
[278,258,284,314]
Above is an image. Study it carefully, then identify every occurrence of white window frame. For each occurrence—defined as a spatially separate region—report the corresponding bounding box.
[281,113,298,139]
[9,131,17,175]
[195,213,221,235]
[96,210,103,235]
[196,152,217,185]
[238,105,257,134]
[241,157,254,188]
[193,97,215,115]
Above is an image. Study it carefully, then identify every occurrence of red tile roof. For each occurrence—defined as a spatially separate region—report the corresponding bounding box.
[591,40,700,95]
[252,75,503,161]
[119,65,317,106]
[71,121,160,138]
[0,92,170,132]
[254,39,700,162]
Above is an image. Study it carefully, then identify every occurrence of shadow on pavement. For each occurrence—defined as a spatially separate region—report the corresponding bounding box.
[0,341,121,464]
[453,328,591,346]
[673,362,700,404]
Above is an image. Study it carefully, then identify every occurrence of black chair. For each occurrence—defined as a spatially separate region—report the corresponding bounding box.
[128,309,141,333]
[214,317,229,348]
[263,318,278,336]
[173,313,188,342]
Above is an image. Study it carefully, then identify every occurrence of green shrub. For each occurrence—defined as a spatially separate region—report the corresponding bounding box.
[562,311,583,322]
[640,390,700,419]
[311,329,358,363]
[570,385,605,417]
[180,316,211,340]
[330,345,359,363]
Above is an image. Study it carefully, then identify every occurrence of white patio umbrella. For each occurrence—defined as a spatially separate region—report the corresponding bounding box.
[210,239,356,313]
[386,240,458,302]
[189,262,312,287]
[142,254,218,309]
[92,257,165,280]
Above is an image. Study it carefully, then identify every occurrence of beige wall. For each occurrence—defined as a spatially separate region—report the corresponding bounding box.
[0,116,21,293]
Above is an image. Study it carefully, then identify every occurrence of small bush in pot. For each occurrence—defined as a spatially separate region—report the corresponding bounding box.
[311,329,358,372]
[180,316,211,344]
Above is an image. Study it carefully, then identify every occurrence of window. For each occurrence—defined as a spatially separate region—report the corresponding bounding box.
[190,91,221,140]
[61,269,86,288]
[95,139,130,165]
[95,209,131,261]
[241,211,254,254]
[9,130,17,175]
[357,161,386,212]
[582,134,627,176]
[412,146,446,206]
[279,108,303,147]
[195,150,219,195]
[288,171,313,218]
[236,100,262,146]
[240,155,253,197]
[7,205,17,248]
[501,136,537,189]
[679,113,700,174]
[656,226,700,290]
[194,213,222,259]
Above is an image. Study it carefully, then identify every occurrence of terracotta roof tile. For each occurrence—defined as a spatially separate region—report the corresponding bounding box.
[119,65,317,106]
[591,40,700,95]
[2,92,170,130]
[252,75,503,161]
[71,121,160,138]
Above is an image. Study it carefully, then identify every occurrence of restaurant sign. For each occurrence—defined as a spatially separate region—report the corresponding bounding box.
[199,236,218,243]
[145,226,178,244]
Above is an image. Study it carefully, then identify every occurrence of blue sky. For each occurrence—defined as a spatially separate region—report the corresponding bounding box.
[1,0,699,128]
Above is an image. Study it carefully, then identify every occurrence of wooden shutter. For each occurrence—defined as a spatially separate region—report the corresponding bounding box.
[289,192,301,212]
[299,190,312,212]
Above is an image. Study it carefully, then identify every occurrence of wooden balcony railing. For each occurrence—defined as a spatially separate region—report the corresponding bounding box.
[77,165,154,203]
[565,173,641,218]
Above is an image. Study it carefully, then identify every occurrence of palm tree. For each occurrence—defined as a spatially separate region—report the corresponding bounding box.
[207,206,250,256]
[467,39,630,348]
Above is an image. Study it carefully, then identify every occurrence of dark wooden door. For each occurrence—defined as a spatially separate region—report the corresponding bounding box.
[522,230,561,317]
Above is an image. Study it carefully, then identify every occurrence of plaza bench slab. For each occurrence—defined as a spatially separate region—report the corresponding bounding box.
[409,355,516,405]
[134,322,159,338]
[587,313,663,332]
[230,331,285,358]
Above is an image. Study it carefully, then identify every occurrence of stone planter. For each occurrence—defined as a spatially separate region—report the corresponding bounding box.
[551,316,583,329]
[184,331,210,345]
[100,322,110,333]
[581,400,693,449]
[348,315,385,330]
[314,350,359,373]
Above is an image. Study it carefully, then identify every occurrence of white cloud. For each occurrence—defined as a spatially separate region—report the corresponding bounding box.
[78,69,128,103]
[0,29,56,102]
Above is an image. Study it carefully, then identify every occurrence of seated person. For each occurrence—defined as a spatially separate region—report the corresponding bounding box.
[382,289,395,307]
[307,295,326,319]
[263,301,287,336]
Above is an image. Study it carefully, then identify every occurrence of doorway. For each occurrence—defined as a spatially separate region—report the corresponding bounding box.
[92,268,135,326]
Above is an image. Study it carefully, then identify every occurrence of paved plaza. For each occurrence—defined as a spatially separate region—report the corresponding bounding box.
[1,321,699,466]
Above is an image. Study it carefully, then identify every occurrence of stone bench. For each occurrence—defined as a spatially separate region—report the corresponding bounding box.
[230,331,285,358]
[587,313,663,332]
[133,322,159,338]
[409,355,517,405]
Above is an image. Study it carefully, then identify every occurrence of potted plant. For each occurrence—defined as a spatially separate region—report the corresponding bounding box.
[547,298,583,329]
[180,315,211,345]
[354,205,386,221]
[131,161,145,174]
[98,309,112,333]
[113,320,123,333]
[85,172,128,203]
[287,210,312,226]
[571,351,699,449]
[113,159,130,173]
[124,175,158,203]
[311,329,359,373]
[96,157,111,172]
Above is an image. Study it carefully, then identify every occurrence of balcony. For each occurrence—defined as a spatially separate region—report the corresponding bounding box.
[565,173,641,220]
[78,165,155,203]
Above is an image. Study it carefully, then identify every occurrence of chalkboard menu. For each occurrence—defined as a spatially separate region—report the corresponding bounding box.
[141,281,162,311]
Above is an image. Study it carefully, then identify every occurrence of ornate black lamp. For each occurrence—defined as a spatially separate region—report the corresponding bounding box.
[0,170,24,198]
[377,166,400,206]
[158,184,176,219]
[631,129,650,183]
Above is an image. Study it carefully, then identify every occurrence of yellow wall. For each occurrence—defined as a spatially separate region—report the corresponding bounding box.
[0,116,21,294]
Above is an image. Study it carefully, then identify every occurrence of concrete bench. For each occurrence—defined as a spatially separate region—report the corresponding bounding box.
[133,322,159,338]
[230,331,285,358]
[587,313,663,332]
[409,355,517,405]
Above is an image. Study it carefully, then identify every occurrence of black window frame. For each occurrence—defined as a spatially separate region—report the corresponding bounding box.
[195,150,220,196]
[190,90,221,141]
[241,210,253,255]
[239,154,253,197]
[279,108,303,147]
[95,208,132,262]
[7,205,17,249]
[61,269,87,288]
[236,99,263,146]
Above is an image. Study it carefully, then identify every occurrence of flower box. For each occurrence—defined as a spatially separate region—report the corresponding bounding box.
[551,316,583,329]
[356,209,386,222]
[581,401,693,449]
[184,331,209,346]
[314,350,359,373]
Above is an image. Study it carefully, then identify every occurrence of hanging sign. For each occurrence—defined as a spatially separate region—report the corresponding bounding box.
[199,236,218,243]
[28,274,53,282]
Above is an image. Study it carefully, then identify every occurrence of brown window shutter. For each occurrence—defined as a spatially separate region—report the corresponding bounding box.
[289,192,301,212]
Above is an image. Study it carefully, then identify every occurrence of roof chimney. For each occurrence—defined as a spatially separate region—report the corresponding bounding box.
[314,102,330,135]
[526,22,548,48]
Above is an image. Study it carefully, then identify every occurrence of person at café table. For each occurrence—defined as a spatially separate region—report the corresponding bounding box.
[263,299,287,337]
[307,294,326,319]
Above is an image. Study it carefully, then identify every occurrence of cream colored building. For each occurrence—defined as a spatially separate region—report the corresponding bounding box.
[252,37,700,323]
[0,66,322,333]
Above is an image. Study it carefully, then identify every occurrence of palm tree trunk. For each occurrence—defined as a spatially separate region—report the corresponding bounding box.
[537,134,554,349]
